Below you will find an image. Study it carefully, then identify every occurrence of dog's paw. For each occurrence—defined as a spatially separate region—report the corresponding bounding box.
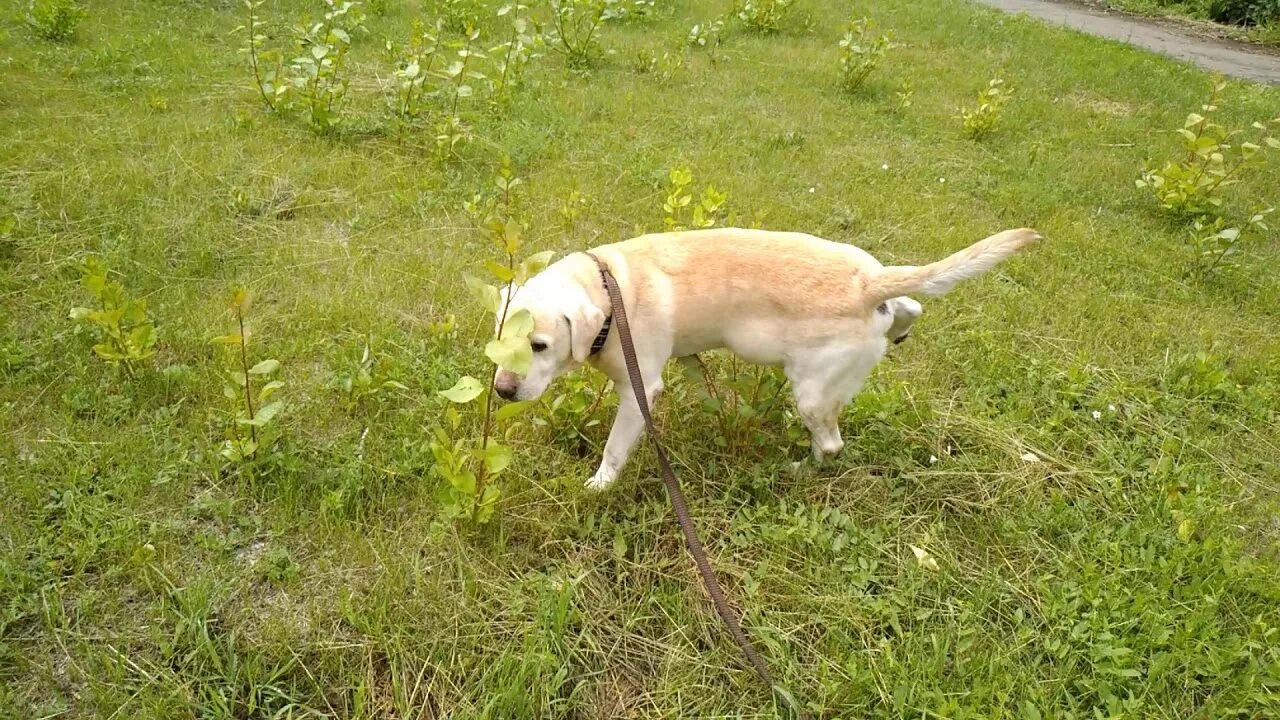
[810,439,845,463]
[584,468,617,492]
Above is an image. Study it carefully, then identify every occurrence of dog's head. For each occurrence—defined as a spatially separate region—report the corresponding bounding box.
[880,297,922,345]
[492,279,605,402]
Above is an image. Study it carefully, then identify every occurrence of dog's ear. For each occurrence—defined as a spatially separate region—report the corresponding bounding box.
[565,299,606,363]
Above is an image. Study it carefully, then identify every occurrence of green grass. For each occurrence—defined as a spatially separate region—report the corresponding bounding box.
[3,0,1280,717]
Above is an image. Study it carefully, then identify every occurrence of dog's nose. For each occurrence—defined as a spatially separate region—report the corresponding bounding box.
[494,373,518,400]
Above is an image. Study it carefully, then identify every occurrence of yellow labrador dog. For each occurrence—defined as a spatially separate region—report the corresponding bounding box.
[493,227,1039,490]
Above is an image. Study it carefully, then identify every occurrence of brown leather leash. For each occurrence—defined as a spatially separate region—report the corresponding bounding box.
[585,252,809,718]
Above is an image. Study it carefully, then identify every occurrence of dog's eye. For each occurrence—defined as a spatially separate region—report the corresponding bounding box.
[531,341,547,353]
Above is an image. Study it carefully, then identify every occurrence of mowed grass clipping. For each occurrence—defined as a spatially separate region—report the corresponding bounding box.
[3,0,1280,718]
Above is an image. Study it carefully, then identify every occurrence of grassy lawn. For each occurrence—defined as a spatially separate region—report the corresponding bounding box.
[3,0,1280,717]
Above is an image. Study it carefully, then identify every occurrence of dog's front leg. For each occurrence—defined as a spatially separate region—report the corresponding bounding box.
[585,372,665,491]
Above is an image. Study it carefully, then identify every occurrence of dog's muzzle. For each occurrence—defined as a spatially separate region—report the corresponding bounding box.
[494,371,519,400]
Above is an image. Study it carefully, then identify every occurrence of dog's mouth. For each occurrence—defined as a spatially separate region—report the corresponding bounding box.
[893,334,909,345]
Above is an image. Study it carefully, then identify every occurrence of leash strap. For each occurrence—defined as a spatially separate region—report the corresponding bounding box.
[584,253,808,718]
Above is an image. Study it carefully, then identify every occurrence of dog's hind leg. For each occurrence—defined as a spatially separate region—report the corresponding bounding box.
[785,341,885,462]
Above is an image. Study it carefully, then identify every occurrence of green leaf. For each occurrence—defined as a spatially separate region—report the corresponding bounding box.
[485,260,515,282]
[439,376,484,403]
[93,344,125,361]
[485,336,531,374]
[249,358,280,375]
[475,485,500,523]
[464,275,500,314]
[449,470,477,494]
[523,250,556,276]
[69,307,91,321]
[502,218,523,254]
[502,308,534,339]
[241,400,284,427]
[474,444,512,475]
[495,400,533,421]
[129,325,156,354]
[258,380,285,401]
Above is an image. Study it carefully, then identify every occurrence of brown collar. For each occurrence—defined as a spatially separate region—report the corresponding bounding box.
[584,252,612,355]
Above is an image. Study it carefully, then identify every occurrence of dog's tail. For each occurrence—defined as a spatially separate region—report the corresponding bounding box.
[862,228,1040,308]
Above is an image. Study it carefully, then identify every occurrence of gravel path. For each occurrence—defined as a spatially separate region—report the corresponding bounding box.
[975,0,1280,84]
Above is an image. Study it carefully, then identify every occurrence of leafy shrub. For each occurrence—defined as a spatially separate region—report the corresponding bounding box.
[390,18,444,126]
[1136,79,1279,216]
[328,340,409,409]
[895,78,914,111]
[69,257,157,377]
[959,77,1010,139]
[25,0,85,41]
[547,0,607,70]
[1206,0,1280,25]
[532,373,616,450]
[687,18,725,47]
[237,0,286,110]
[434,162,550,524]
[212,289,286,465]
[837,17,895,93]
[681,358,806,455]
[734,0,792,33]
[429,0,481,34]
[487,3,542,106]
[434,22,485,159]
[602,0,658,23]
[631,48,684,82]
[1187,208,1272,277]
[662,167,728,231]
[286,0,366,131]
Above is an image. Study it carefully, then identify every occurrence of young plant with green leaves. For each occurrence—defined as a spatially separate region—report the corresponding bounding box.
[329,340,409,409]
[390,18,443,128]
[286,0,366,131]
[212,289,285,465]
[435,22,485,159]
[837,17,895,93]
[487,3,542,106]
[69,257,157,378]
[687,18,725,48]
[734,0,792,33]
[432,0,481,34]
[547,0,608,71]
[1136,79,1280,216]
[1187,208,1273,278]
[895,78,914,111]
[25,0,86,42]
[602,0,659,23]
[959,77,1010,139]
[662,166,728,231]
[632,48,684,82]
[435,163,553,524]
[237,0,285,110]
[680,358,805,455]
